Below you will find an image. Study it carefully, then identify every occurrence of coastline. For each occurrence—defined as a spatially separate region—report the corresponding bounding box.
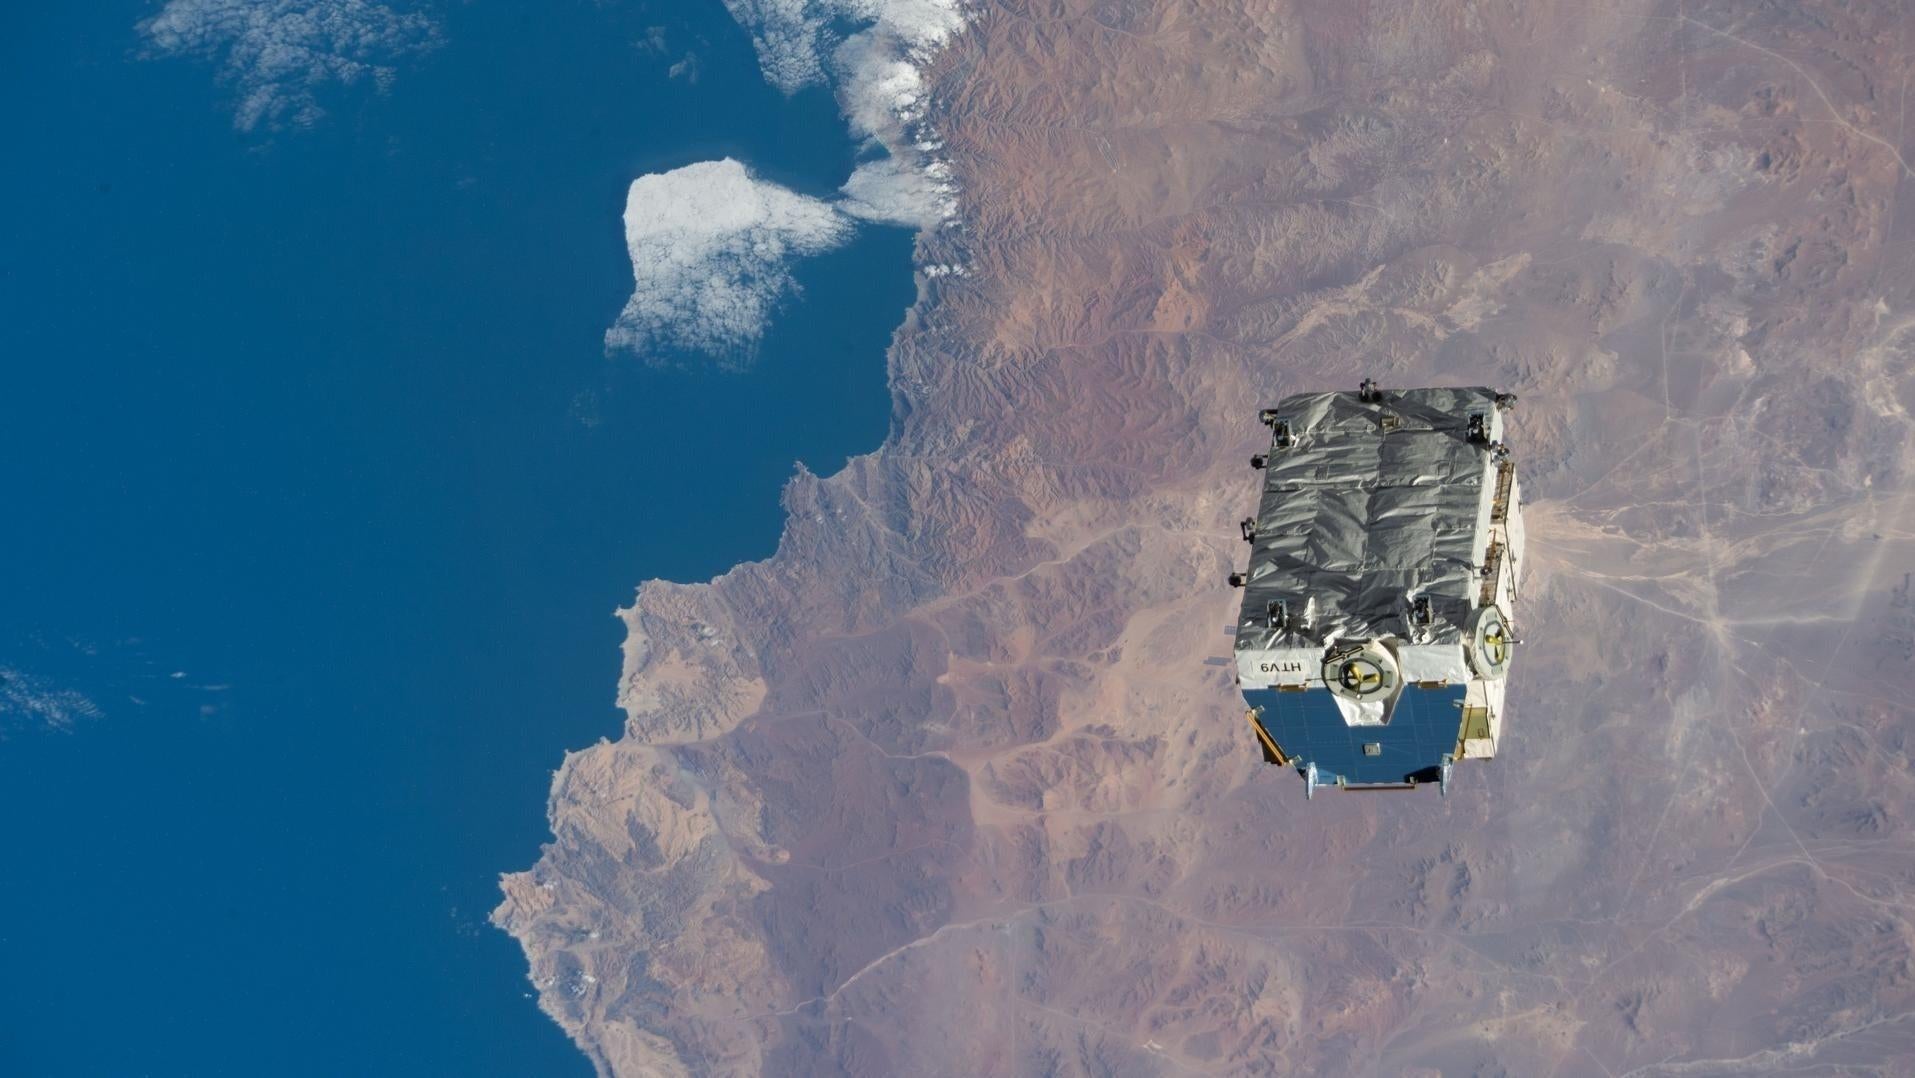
[493,7,974,1072]
[497,2,1915,1073]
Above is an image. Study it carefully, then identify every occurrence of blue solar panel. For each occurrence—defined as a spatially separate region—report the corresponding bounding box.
[1244,684,1467,786]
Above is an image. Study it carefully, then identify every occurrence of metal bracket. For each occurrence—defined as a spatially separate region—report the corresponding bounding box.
[1265,599,1288,629]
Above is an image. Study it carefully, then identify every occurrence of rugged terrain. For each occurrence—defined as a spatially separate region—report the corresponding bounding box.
[498,1,1915,1073]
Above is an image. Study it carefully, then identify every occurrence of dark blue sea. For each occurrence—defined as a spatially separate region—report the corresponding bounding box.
[1,3,909,1074]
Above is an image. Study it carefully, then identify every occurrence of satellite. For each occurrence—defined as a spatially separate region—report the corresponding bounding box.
[1228,382,1523,795]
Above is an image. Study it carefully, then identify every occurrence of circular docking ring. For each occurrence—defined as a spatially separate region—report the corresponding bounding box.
[1323,641,1400,702]
[1466,606,1513,680]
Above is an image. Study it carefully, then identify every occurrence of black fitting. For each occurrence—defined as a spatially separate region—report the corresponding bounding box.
[1227,572,1247,588]
[1250,454,1267,470]
[1239,518,1257,542]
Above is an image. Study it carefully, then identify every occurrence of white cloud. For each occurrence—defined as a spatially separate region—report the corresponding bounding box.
[605,159,854,363]
[0,666,102,735]
[139,0,440,131]
[722,0,966,94]
[721,0,970,227]
[718,0,833,94]
[609,2,972,364]
[606,156,958,362]
[838,157,951,228]
[833,28,928,142]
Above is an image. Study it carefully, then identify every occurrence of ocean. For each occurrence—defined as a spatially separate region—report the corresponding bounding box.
[0,2,912,1073]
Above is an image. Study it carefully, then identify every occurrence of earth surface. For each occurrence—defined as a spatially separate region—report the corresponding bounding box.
[497,0,1915,1075]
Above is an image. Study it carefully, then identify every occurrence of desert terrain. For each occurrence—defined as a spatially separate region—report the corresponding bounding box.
[498,1,1915,1073]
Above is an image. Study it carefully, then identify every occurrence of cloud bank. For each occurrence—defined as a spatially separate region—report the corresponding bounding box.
[722,1,965,219]
[608,2,971,364]
[838,157,952,228]
[606,154,969,361]
[720,0,966,97]
[139,0,440,131]
[0,666,102,736]
[605,159,854,363]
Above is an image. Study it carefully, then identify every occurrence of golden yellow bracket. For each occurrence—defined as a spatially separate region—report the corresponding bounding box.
[1246,708,1289,766]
